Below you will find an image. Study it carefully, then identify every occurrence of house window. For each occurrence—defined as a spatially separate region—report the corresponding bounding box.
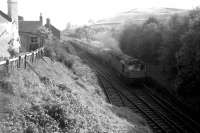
[31,37,38,43]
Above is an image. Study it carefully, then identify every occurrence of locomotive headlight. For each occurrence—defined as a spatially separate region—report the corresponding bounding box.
[128,66,134,71]
[128,65,141,71]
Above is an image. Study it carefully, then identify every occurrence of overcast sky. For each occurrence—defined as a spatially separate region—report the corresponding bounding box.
[0,0,200,30]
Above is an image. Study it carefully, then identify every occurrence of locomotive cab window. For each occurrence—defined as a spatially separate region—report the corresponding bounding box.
[122,64,125,72]
[141,64,145,70]
[31,37,38,43]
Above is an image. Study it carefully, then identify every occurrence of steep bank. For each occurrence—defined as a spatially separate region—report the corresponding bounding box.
[0,40,151,133]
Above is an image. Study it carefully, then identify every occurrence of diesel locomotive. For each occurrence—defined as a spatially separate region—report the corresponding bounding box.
[70,38,147,83]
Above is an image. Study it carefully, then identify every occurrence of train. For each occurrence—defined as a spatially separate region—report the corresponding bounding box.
[99,48,146,83]
[70,38,147,83]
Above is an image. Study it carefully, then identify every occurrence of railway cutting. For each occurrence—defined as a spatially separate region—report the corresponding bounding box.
[72,39,200,133]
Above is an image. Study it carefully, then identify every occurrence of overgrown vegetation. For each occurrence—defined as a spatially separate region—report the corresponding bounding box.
[119,8,200,109]
[44,39,76,69]
[0,39,151,132]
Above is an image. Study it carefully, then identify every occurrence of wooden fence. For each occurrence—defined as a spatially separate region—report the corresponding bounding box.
[0,47,44,73]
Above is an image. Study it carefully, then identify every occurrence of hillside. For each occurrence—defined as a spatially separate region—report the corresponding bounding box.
[97,8,188,25]
[0,40,151,133]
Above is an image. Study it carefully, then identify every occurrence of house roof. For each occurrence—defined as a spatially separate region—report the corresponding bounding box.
[0,10,12,22]
[45,24,60,33]
[19,21,42,33]
[44,24,60,38]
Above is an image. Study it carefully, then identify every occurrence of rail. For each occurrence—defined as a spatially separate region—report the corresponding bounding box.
[0,47,44,73]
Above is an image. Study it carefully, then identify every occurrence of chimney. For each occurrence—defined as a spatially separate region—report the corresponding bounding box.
[18,16,24,21]
[46,18,50,28]
[40,13,43,25]
[7,0,18,27]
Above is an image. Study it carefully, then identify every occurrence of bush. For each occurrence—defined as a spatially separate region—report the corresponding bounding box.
[22,105,60,133]
[119,18,162,63]
[44,104,77,131]
[44,47,56,60]
[44,40,75,69]
[63,58,74,69]
[176,12,200,96]
[8,48,18,57]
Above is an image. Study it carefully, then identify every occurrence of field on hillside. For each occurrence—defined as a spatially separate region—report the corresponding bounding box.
[97,8,188,24]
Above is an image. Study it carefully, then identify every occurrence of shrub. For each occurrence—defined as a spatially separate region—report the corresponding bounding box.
[63,58,74,69]
[0,81,14,94]
[8,48,18,57]
[23,105,60,132]
[44,40,75,69]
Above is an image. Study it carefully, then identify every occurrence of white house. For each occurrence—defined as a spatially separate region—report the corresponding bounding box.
[0,0,20,59]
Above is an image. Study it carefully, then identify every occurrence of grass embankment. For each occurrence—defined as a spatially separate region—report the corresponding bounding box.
[0,40,151,133]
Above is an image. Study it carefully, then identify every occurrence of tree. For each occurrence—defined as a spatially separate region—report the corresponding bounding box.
[119,17,162,63]
[66,22,71,30]
[176,8,200,96]
[158,14,189,78]
[119,24,142,58]
[143,17,159,26]
[140,21,162,63]
[37,26,52,39]
[88,19,95,25]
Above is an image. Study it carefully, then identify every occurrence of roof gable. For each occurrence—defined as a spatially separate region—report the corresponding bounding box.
[0,10,12,22]
[19,21,42,33]
[45,24,60,32]
[45,24,60,39]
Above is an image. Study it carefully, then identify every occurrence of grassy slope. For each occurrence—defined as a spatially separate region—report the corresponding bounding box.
[0,40,151,133]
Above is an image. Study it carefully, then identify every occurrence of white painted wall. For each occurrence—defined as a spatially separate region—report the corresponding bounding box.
[0,19,20,58]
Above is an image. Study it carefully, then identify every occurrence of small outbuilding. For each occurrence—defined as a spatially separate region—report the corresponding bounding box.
[19,14,44,52]
[44,18,60,40]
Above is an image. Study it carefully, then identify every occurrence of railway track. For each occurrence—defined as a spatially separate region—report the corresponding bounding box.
[96,66,188,132]
[98,74,167,133]
[144,78,200,125]
[97,60,200,132]
[82,54,182,132]
[134,88,200,133]
[72,42,200,133]
[98,74,125,106]
[96,69,194,132]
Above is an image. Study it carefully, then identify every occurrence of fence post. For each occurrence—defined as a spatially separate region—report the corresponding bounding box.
[10,60,13,71]
[36,52,38,60]
[13,60,16,70]
[24,55,27,69]
[14,60,16,70]
[6,59,9,73]
[41,48,44,57]
[22,56,25,68]
[38,50,41,58]
[34,53,36,63]
[32,53,34,63]
[18,56,21,68]
[39,49,42,58]
[14,60,16,69]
